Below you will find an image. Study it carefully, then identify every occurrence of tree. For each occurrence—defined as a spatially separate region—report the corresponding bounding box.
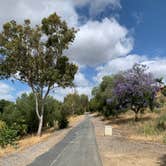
[63,93,79,115]
[89,98,100,113]
[62,93,88,115]
[80,94,89,113]
[91,76,117,117]
[0,13,78,136]
[113,64,159,121]
[0,99,12,113]
[161,86,166,97]
[1,93,62,135]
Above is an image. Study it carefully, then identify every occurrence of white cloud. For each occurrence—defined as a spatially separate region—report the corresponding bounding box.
[0,82,14,100]
[4,0,166,102]
[73,0,121,17]
[68,18,133,66]
[0,0,78,28]
[94,54,166,83]
[0,0,128,68]
[74,72,90,87]
[0,0,121,28]
[145,59,166,80]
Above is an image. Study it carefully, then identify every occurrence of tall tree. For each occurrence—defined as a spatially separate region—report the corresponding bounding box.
[63,93,80,115]
[113,64,159,121]
[80,94,89,113]
[91,76,116,117]
[0,13,78,136]
[63,93,88,115]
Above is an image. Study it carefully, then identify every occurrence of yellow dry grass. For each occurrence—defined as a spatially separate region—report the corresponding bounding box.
[0,130,53,157]
[0,115,85,157]
[68,115,85,126]
[107,108,166,143]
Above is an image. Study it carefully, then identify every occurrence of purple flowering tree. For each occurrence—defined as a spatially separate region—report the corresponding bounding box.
[113,64,159,121]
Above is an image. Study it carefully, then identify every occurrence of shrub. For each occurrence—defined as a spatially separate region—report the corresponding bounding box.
[0,127,19,148]
[1,94,62,134]
[58,115,69,129]
[157,113,166,131]
[12,122,28,136]
[0,120,6,129]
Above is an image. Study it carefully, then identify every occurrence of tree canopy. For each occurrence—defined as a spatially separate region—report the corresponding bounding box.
[0,13,78,136]
[91,64,159,120]
[63,93,89,115]
[112,64,159,120]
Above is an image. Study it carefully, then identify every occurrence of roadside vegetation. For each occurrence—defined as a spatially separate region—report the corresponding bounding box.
[90,64,166,144]
[0,12,89,149]
[0,12,78,137]
[0,11,166,154]
[0,92,88,148]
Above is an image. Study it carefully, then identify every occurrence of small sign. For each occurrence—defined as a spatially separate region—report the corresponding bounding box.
[104,125,112,136]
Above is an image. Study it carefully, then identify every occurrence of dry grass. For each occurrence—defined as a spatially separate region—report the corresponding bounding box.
[92,113,166,166]
[106,109,166,143]
[0,115,85,157]
[68,115,85,126]
[0,129,54,157]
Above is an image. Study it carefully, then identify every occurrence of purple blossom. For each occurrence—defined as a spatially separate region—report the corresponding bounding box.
[113,64,159,115]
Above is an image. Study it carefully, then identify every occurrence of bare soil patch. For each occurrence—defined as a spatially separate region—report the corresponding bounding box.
[92,114,166,166]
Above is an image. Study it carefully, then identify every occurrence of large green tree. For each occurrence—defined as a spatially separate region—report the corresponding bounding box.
[63,93,88,115]
[91,76,116,116]
[1,93,62,135]
[0,13,78,136]
[80,94,89,113]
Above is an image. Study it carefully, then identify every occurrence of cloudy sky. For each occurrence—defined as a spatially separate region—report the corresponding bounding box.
[0,0,166,101]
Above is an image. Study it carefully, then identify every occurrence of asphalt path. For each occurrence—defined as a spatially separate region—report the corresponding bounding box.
[28,116,102,166]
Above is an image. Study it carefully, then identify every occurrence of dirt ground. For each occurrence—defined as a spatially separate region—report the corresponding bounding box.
[92,115,166,166]
[0,115,85,166]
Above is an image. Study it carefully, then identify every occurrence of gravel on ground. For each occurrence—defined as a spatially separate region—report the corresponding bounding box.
[92,115,166,166]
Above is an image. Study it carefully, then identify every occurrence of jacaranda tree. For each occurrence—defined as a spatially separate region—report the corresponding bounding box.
[113,64,159,121]
[0,13,78,136]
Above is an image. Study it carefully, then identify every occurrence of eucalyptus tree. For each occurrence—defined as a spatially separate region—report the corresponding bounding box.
[0,13,78,136]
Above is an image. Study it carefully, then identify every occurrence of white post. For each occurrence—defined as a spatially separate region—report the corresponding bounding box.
[104,125,112,136]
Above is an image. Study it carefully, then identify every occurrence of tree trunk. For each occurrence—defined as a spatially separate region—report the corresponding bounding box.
[33,86,49,137]
[37,100,45,136]
[135,112,139,121]
[37,114,43,136]
[132,107,139,121]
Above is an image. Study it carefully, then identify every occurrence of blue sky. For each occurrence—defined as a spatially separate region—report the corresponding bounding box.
[0,0,166,101]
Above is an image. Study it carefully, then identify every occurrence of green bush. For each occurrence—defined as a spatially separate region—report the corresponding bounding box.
[12,122,28,136]
[157,113,166,131]
[58,115,69,129]
[0,127,19,148]
[0,120,6,129]
[1,94,62,135]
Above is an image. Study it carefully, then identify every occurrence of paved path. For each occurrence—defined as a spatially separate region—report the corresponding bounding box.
[28,116,102,166]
